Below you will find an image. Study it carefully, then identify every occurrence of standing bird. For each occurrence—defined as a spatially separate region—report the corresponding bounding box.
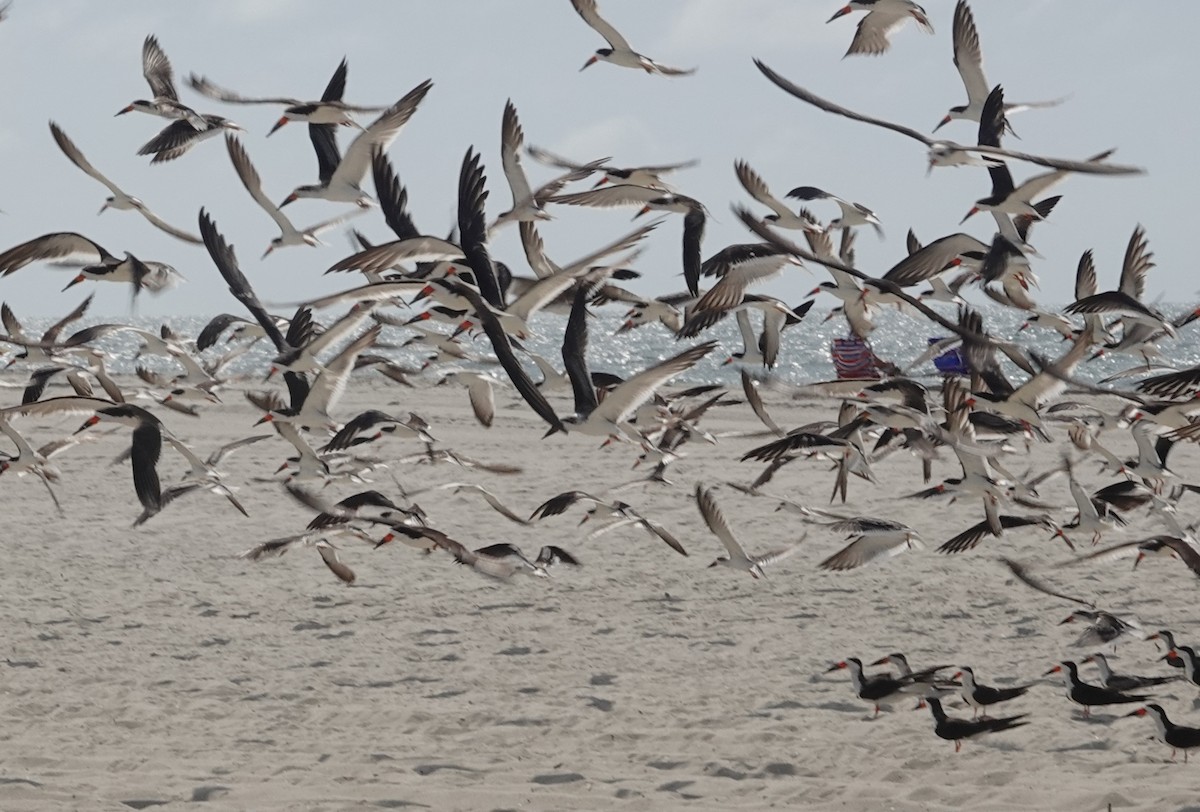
[955,666,1030,719]
[1083,653,1176,693]
[1125,705,1200,763]
[572,0,696,76]
[825,657,916,717]
[1045,661,1149,718]
[925,698,1028,753]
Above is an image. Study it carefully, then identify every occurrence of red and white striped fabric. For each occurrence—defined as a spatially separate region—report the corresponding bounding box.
[831,337,882,380]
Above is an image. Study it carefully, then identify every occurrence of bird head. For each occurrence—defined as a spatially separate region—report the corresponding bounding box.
[73,415,101,435]
[826,5,853,23]
[62,273,87,292]
[580,50,609,71]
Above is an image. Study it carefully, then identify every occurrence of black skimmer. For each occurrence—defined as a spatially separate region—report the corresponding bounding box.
[434,483,530,526]
[0,232,183,297]
[49,123,201,244]
[734,161,820,232]
[137,114,243,164]
[751,60,1142,176]
[681,272,805,344]
[225,135,364,257]
[2,396,175,514]
[786,187,882,238]
[825,657,916,717]
[450,148,505,308]
[0,416,65,515]
[1126,705,1200,763]
[490,100,601,231]
[1083,654,1176,693]
[966,335,1094,429]
[126,434,259,525]
[530,490,687,556]
[571,0,695,75]
[882,232,987,288]
[527,145,697,190]
[534,545,581,569]
[437,371,500,428]
[394,444,521,477]
[1147,631,1186,670]
[1000,558,1142,646]
[116,36,206,130]
[817,516,922,571]
[561,280,716,441]
[437,541,548,581]
[515,214,653,281]
[955,666,1030,719]
[961,149,1114,223]
[720,299,812,371]
[551,185,708,295]
[240,528,378,585]
[438,279,564,435]
[322,150,464,279]
[694,484,802,578]
[282,79,433,208]
[322,410,434,452]
[288,486,422,533]
[374,524,548,581]
[198,209,313,417]
[1067,226,1175,355]
[870,653,954,697]
[1045,661,1149,718]
[1165,646,1200,689]
[1061,455,1126,545]
[925,697,1028,753]
[187,57,384,134]
[457,222,657,337]
[1123,534,1200,580]
[254,325,380,432]
[1060,610,1142,649]
[827,1,934,57]
[934,1,1065,131]
[1,295,93,368]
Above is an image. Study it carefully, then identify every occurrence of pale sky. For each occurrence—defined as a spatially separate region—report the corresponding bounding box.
[0,1,1190,317]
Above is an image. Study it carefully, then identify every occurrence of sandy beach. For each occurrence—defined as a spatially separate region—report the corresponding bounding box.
[0,373,1197,812]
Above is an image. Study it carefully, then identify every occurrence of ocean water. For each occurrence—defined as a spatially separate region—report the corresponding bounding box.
[11,303,1200,390]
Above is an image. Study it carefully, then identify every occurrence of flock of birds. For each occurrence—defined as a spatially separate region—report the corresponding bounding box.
[3,0,1200,762]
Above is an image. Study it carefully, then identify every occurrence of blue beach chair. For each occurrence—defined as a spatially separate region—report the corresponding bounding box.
[929,338,969,376]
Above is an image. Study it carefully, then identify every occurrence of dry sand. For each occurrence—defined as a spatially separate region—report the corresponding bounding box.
[1,374,1199,811]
